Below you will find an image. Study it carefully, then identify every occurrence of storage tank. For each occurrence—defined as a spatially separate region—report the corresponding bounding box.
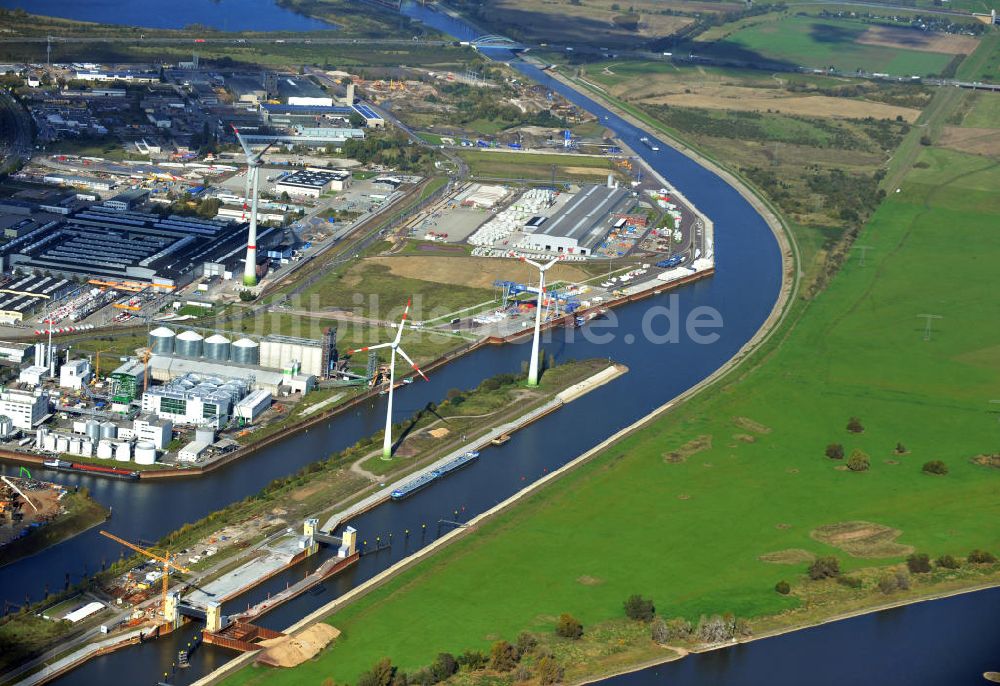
[86,419,101,442]
[149,327,176,355]
[232,338,259,366]
[80,439,93,457]
[114,442,131,462]
[134,441,156,465]
[43,433,57,452]
[56,436,69,453]
[0,415,13,439]
[96,439,113,459]
[175,330,204,358]
[100,421,117,440]
[69,437,81,455]
[204,334,231,362]
[195,427,215,444]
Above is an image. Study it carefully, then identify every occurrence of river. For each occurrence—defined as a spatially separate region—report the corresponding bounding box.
[0,2,986,686]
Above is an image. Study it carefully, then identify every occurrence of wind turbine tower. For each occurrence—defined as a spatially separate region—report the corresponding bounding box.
[232,126,274,288]
[519,254,563,387]
[347,300,429,459]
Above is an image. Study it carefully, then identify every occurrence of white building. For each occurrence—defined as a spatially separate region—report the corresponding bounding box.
[234,389,272,424]
[133,415,173,450]
[274,168,351,198]
[141,374,248,428]
[18,365,48,387]
[0,388,49,429]
[178,439,211,463]
[60,359,93,389]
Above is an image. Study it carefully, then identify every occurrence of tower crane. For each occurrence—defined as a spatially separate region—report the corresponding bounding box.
[99,530,190,619]
[137,347,152,393]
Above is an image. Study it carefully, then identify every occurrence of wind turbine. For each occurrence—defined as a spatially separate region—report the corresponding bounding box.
[518,253,563,387]
[348,300,429,459]
[232,126,275,288]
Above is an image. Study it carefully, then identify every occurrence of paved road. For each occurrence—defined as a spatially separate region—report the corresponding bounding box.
[0,89,33,172]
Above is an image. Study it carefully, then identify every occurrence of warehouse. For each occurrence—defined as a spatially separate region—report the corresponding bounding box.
[4,206,267,287]
[148,355,289,396]
[518,184,631,256]
[234,389,272,424]
[351,103,385,128]
[103,188,150,212]
[140,373,251,428]
[275,169,351,198]
[278,76,333,107]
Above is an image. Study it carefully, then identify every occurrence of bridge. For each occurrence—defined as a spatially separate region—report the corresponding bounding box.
[470,34,526,50]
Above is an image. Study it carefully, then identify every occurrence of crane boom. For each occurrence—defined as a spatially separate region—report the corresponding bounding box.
[100,530,190,624]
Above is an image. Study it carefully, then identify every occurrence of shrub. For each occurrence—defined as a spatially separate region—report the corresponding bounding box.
[847,449,870,472]
[878,573,898,594]
[847,417,864,433]
[457,650,486,671]
[624,594,655,622]
[922,460,948,475]
[696,614,729,643]
[555,613,583,639]
[837,575,863,589]
[489,641,519,672]
[895,569,911,590]
[512,665,531,682]
[735,617,753,637]
[936,555,960,569]
[968,549,998,564]
[666,617,693,639]
[907,553,932,574]
[808,556,841,580]
[429,653,458,682]
[357,658,396,686]
[895,442,906,454]
[516,631,537,656]
[537,656,564,685]
[650,617,669,643]
[774,580,791,595]
[238,289,256,302]
[825,443,845,460]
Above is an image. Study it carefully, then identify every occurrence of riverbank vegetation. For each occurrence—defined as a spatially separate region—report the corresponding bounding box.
[0,489,109,570]
[216,39,1000,686]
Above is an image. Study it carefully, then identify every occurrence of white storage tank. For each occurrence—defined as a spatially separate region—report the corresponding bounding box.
[114,442,131,462]
[86,419,101,442]
[96,439,113,459]
[175,330,204,358]
[80,439,93,457]
[232,338,259,366]
[134,441,157,465]
[100,421,117,440]
[69,437,81,455]
[204,334,231,362]
[0,415,13,439]
[195,427,215,444]
[43,433,57,452]
[56,436,69,453]
[149,327,176,355]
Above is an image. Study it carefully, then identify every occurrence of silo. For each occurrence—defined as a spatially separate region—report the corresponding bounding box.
[0,415,13,439]
[56,436,69,453]
[86,419,101,442]
[232,338,259,366]
[43,433,57,452]
[96,439,113,459]
[69,437,81,455]
[134,441,157,465]
[114,442,131,462]
[149,327,176,355]
[100,421,117,440]
[80,440,93,457]
[204,334,231,362]
[175,330,204,358]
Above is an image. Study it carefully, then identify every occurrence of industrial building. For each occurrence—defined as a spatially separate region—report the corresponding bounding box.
[234,389,272,424]
[141,373,251,428]
[0,388,49,429]
[102,188,150,212]
[133,415,173,450]
[59,358,93,389]
[0,341,31,365]
[518,184,631,256]
[1,205,272,287]
[277,76,333,107]
[275,169,351,198]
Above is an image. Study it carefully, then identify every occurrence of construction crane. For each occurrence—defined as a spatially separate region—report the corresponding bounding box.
[93,347,113,380]
[137,347,152,393]
[100,530,189,619]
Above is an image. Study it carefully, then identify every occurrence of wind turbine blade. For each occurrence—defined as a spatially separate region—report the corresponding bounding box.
[542,255,564,270]
[519,255,543,270]
[231,125,254,159]
[395,347,429,381]
[346,342,392,354]
[394,299,411,345]
[253,140,276,163]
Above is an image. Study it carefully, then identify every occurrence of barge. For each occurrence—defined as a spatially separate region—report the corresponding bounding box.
[44,458,140,481]
[391,451,480,500]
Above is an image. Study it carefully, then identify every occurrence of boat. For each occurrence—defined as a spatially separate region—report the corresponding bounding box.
[390,451,480,500]
[44,459,140,480]
[639,136,660,152]
[43,458,72,469]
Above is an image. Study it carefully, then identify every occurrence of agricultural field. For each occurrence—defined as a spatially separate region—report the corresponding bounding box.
[457,150,616,182]
[698,15,974,76]
[218,140,1000,686]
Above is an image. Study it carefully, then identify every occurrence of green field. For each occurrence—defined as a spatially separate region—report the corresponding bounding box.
[706,16,960,76]
[220,140,1000,685]
[960,91,1000,128]
[457,150,614,181]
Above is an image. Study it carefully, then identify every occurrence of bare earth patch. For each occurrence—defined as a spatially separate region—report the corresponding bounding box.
[759,548,816,564]
[257,624,340,668]
[973,454,1000,469]
[577,575,605,586]
[775,523,792,530]
[939,127,1000,157]
[290,484,324,502]
[884,459,900,465]
[663,434,712,463]
[367,256,589,290]
[733,417,772,434]
[733,433,756,443]
[811,521,914,558]
[677,494,690,500]
[855,24,979,54]
[428,427,450,439]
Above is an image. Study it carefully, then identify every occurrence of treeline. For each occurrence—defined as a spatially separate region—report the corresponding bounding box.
[742,166,885,226]
[436,83,566,130]
[785,81,932,110]
[340,133,437,172]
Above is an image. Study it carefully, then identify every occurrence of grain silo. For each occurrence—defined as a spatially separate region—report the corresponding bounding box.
[232,338,260,366]
[204,334,231,362]
[149,327,176,355]
[100,421,117,440]
[175,330,204,358]
[86,419,101,442]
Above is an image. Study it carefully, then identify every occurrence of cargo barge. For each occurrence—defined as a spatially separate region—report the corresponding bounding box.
[391,451,480,500]
[639,136,660,152]
[43,458,140,481]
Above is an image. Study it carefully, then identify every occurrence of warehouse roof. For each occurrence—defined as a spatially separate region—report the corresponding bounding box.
[533,185,630,250]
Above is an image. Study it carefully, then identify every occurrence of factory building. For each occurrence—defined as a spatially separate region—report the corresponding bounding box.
[0,341,31,365]
[133,415,173,450]
[59,358,93,389]
[351,103,385,128]
[42,174,115,192]
[140,373,251,428]
[234,389,272,424]
[277,76,334,107]
[0,388,49,429]
[3,206,268,287]
[275,169,351,198]
[518,184,631,256]
[103,188,150,212]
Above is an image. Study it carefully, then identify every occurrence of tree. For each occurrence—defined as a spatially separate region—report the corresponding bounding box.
[774,580,791,595]
[906,553,931,574]
[895,442,906,454]
[825,443,844,460]
[847,449,870,472]
[936,555,960,569]
[537,656,564,684]
[650,617,669,643]
[429,653,458,682]
[666,617,692,639]
[922,460,948,475]
[968,549,997,564]
[357,659,396,686]
[895,569,911,590]
[808,556,841,580]
[696,615,728,643]
[846,417,864,433]
[457,650,486,671]
[555,613,583,639]
[489,641,519,672]
[515,631,537,656]
[878,573,898,594]
[624,594,655,622]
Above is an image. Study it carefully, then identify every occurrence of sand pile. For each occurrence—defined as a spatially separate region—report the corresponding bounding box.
[256,623,341,667]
